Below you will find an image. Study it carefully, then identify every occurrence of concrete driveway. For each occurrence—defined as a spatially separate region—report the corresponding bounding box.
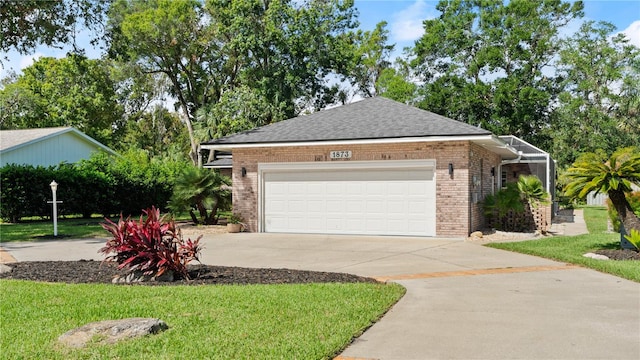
[2,233,639,359]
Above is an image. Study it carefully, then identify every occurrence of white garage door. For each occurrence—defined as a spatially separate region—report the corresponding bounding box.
[262,163,436,236]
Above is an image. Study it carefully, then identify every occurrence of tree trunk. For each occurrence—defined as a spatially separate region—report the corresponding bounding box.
[608,189,640,233]
[188,209,199,225]
[205,200,219,225]
[196,201,209,225]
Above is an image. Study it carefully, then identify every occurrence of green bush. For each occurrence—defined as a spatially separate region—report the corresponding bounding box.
[0,151,186,222]
[606,191,640,232]
[0,164,54,222]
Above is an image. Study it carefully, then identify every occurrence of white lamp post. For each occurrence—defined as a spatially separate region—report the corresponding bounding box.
[49,180,59,237]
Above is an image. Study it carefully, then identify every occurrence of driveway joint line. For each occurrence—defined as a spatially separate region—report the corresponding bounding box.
[374,264,580,282]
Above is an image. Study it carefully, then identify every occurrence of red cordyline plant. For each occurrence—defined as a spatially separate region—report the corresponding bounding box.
[100,206,202,280]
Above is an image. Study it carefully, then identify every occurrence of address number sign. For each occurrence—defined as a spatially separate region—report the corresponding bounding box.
[329,150,352,159]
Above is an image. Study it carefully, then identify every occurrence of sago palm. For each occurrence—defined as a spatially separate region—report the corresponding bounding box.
[517,175,550,208]
[169,166,231,225]
[564,147,640,234]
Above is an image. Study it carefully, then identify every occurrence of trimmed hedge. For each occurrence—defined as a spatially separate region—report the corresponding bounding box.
[0,151,186,222]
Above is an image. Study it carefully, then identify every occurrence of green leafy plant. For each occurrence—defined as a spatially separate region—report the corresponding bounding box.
[624,229,640,252]
[169,166,231,225]
[483,183,525,231]
[517,175,550,208]
[565,147,640,241]
[100,206,202,279]
[227,213,244,224]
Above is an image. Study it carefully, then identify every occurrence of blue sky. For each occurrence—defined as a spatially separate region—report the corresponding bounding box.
[1,0,639,79]
[354,0,640,58]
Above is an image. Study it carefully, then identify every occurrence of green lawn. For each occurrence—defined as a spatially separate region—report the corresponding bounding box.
[0,217,108,242]
[487,207,640,282]
[0,280,405,359]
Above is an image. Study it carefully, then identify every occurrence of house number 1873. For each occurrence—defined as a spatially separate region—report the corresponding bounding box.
[330,150,352,159]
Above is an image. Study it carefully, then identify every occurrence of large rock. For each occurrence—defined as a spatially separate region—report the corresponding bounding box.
[0,264,12,274]
[58,318,168,348]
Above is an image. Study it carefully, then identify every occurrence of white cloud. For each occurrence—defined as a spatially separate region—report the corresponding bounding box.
[19,52,44,70]
[620,20,640,47]
[390,0,433,43]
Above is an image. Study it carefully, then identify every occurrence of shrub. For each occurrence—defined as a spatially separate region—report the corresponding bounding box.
[606,191,640,232]
[0,164,54,222]
[483,175,550,232]
[99,207,202,279]
[517,175,550,208]
[624,229,640,251]
[169,166,231,225]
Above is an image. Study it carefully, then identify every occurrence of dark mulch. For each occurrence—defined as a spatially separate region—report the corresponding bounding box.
[0,260,378,285]
[594,249,640,261]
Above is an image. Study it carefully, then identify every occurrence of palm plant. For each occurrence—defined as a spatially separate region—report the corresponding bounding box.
[483,182,525,230]
[169,166,231,225]
[517,175,550,208]
[564,147,640,237]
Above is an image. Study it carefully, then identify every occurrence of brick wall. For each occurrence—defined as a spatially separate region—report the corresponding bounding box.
[469,143,502,232]
[232,141,500,237]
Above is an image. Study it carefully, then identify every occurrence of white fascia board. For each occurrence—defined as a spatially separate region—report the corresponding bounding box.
[201,134,499,151]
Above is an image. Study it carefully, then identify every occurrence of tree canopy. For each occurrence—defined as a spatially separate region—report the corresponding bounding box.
[1,0,638,170]
[0,0,110,56]
[411,0,584,147]
[550,21,640,165]
[0,55,124,147]
[106,0,359,164]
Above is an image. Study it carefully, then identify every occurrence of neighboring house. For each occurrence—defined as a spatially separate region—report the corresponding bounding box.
[0,127,117,167]
[201,97,553,237]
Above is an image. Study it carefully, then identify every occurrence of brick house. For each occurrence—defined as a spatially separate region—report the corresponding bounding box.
[201,97,553,237]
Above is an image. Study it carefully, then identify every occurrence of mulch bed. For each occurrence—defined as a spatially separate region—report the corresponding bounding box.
[0,260,378,285]
[594,249,640,261]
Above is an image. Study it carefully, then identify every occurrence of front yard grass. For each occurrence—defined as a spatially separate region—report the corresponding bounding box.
[0,217,108,242]
[487,207,640,282]
[0,280,405,359]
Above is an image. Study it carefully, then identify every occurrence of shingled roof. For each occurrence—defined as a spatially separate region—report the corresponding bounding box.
[202,97,491,146]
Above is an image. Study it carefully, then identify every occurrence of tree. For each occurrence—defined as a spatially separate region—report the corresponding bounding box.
[0,55,124,147]
[107,0,212,164]
[411,0,583,147]
[169,166,231,225]
[350,21,395,98]
[1,0,110,56]
[107,0,359,163]
[564,147,640,239]
[376,67,417,104]
[121,105,190,158]
[550,21,640,166]
[194,86,286,161]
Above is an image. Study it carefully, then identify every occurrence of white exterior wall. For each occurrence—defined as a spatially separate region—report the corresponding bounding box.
[1,132,104,167]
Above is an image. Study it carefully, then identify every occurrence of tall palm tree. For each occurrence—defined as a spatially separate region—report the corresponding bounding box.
[169,166,231,225]
[564,147,640,235]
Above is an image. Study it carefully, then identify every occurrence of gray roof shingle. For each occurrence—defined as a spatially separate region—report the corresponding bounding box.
[202,97,491,146]
[0,127,72,151]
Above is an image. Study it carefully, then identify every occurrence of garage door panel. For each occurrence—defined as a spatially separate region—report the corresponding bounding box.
[263,165,436,236]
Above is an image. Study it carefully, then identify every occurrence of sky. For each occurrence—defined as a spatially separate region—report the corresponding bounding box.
[1,0,639,80]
